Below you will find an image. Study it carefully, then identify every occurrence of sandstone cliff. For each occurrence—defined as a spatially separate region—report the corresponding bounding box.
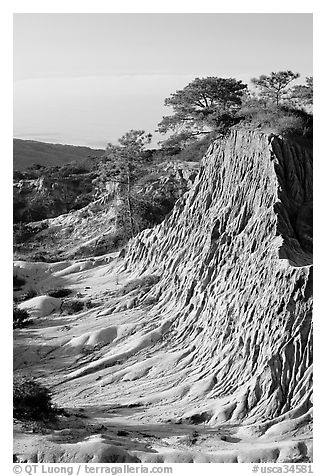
[126,130,312,424]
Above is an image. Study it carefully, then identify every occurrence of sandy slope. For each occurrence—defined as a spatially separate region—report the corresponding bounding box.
[13,257,312,463]
[13,130,312,463]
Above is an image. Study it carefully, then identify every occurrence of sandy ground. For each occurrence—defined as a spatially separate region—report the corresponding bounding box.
[13,256,312,463]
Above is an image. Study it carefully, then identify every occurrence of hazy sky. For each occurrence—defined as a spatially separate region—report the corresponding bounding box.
[14,13,313,148]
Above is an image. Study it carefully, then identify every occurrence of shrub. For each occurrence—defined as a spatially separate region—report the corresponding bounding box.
[237,101,313,138]
[13,223,37,244]
[13,276,25,289]
[13,376,56,420]
[85,299,97,309]
[275,113,310,136]
[27,252,48,262]
[13,305,30,329]
[57,163,89,177]
[47,288,72,298]
[183,430,199,446]
[19,289,38,302]
[13,170,25,181]
[62,300,84,315]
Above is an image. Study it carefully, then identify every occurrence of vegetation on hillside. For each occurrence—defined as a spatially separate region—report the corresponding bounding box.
[158,71,312,148]
[13,138,104,171]
[13,305,30,329]
[157,76,248,147]
[13,375,57,421]
[96,130,153,238]
[251,70,300,106]
[13,70,312,261]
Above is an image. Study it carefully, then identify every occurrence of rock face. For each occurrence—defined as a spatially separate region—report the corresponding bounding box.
[118,129,312,429]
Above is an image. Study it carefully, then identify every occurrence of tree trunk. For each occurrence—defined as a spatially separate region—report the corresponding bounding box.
[126,173,135,238]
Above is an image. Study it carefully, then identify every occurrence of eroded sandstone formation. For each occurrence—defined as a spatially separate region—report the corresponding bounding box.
[116,129,312,430]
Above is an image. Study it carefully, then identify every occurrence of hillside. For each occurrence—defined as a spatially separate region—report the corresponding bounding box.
[13,130,312,463]
[13,157,199,260]
[13,138,105,171]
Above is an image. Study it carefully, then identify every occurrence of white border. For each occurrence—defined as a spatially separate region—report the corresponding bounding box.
[3,3,323,474]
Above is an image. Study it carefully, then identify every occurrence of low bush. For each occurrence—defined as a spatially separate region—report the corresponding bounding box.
[13,276,25,289]
[237,101,313,138]
[62,300,84,315]
[18,289,38,302]
[85,299,97,309]
[27,252,48,262]
[47,288,72,298]
[13,305,30,329]
[183,430,199,446]
[13,375,56,420]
